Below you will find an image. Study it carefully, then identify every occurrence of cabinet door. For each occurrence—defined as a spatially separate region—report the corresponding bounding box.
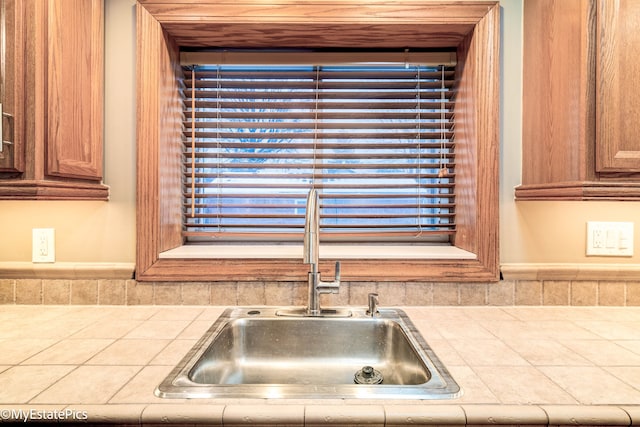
[597,0,640,173]
[46,0,104,181]
[0,0,24,175]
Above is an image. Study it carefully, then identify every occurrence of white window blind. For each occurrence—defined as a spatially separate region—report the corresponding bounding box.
[182,55,456,243]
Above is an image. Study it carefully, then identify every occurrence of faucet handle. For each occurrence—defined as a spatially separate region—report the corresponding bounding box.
[316,261,341,294]
[367,293,379,317]
[334,261,341,282]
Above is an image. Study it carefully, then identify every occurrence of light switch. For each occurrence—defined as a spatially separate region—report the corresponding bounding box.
[586,222,634,257]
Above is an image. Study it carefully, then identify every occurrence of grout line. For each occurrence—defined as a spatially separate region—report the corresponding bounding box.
[105,365,146,405]
[26,364,83,405]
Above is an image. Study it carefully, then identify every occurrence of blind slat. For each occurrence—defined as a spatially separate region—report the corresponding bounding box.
[186,142,455,150]
[186,111,454,120]
[183,161,455,169]
[185,121,453,131]
[187,100,455,110]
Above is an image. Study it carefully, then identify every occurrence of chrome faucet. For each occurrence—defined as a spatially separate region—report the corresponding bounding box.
[304,189,341,316]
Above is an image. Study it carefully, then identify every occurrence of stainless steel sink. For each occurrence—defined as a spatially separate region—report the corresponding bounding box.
[155,307,461,399]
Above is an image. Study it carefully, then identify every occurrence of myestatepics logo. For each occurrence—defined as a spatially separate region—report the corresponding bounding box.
[0,408,89,422]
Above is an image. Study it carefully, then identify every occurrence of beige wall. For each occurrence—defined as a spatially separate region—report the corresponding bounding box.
[0,0,638,266]
[0,0,137,264]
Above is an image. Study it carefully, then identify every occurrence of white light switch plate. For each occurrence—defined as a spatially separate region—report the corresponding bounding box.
[586,221,634,257]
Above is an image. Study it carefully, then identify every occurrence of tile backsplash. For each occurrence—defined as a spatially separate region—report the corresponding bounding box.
[0,279,638,306]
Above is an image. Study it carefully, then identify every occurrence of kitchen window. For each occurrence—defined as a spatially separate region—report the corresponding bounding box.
[136,0,500,282]
[181,53,456,245]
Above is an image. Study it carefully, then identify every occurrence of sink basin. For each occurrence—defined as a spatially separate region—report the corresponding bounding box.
[155,307,461,399]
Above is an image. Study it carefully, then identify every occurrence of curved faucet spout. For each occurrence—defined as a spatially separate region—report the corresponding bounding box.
[303,188,341,316]
[303,188,320,265]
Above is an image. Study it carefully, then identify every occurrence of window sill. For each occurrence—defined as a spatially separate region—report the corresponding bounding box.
[143,243,489,283]
[160,244,477,260]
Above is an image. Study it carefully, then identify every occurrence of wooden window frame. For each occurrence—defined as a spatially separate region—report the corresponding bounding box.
[136,0,500,282]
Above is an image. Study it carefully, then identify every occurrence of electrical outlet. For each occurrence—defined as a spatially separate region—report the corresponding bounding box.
[586,222,634,257]
[32,228,55,263]
[592,228,605,249]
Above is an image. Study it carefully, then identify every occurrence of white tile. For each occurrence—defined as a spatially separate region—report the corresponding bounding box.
[575,320,640,340]
[447,339,529,367]
[22,339,114,365]
[0,339,59,364]
[539,366,640,404]
[478,320,550,340]
[70,319,144,339]
[473,366,577,404]
[123,320,191,339]
[507,339,592,366]
[0,365,75,403]
[150,306,205,321]
[149,339,197,365]
[520,320,602,340]
[109,365,177,404]
[31,365,142,404]
[561,340,640,366]
[434,321,496,340]
[604,366,640,391]
[444,365,497,403]
[177,320,214,339]
[87,339,171,365]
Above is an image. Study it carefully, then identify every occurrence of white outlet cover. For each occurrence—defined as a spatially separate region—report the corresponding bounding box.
[32,228,55,263]
[586,221,634,257]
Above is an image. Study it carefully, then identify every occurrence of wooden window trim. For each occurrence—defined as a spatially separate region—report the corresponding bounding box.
[136,0,500,282]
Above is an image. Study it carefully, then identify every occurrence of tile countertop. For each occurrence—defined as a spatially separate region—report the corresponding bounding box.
[0,305,639,426]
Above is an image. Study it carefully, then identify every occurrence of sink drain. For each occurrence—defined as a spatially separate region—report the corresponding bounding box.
[354,366,383,384]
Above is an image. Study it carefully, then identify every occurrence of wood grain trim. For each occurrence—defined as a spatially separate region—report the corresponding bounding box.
[0,180,109,200]
[158,30,184,254]
[140,1,494,48]
[136,4,163,276]
[135,1,501,282]
[140,258,498,282]
[139,1,497,23]
[515,181,640,201]
[452,3,500,281]
[474,3,500,280]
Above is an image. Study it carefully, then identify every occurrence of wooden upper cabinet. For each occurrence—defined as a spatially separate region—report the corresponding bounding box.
[0,0,108,200]
[516,0,640,201]
[0,0,25,175]
[596,0,640,173]
[47,0,104,181]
